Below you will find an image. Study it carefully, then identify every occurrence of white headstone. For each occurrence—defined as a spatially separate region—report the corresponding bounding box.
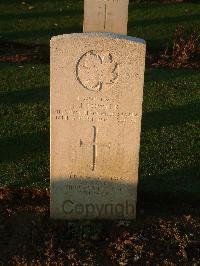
[50,33,146,220]
[84,0,129,35]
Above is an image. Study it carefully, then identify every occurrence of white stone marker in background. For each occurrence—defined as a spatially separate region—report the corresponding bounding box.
[84,0,129,35]
[50,33,146,220]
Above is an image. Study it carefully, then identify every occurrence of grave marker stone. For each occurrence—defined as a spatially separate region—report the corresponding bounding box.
[50,33,146,220]
[84,0,129,35]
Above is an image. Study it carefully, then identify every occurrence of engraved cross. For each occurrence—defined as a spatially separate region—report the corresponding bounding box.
[80,126,111,171]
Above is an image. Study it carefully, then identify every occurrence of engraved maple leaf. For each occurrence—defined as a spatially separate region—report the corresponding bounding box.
[77,50,118,91]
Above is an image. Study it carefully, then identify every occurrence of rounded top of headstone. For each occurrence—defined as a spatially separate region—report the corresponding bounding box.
[50,33,146,46]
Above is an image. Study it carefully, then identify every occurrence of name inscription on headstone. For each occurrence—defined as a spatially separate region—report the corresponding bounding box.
[55,97,138,123]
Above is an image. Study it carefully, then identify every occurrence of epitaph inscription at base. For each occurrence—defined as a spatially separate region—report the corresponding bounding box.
[50,33,146,220]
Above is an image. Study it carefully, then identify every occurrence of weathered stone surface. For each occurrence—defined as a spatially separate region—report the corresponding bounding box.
[84,0,129,35]
[50,33,146,220]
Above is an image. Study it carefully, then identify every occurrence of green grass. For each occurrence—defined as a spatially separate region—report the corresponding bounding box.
[0,1,199,48]
[0,1,199,204]
[129,2,200,48]
[0,64,49,187]
[140,69,200,204]
[0,63,199,203]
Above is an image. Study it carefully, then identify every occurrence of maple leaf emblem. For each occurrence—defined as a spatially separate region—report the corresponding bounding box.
[76,50,119,91]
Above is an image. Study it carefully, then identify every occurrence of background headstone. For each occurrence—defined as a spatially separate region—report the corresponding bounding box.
[50,33,146,220]
[84,0,129,35]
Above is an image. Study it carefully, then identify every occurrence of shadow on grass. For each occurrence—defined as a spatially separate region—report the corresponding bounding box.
[1,26,82,42]
[128,14,199,28]
[145,68,200,82]
[142,102,200,129]
[0,87,49,104]
[0,131,49,163]
[0,10,83,21]
[138,165,200,212]
[0,132,199,205]
[0,0,81,3]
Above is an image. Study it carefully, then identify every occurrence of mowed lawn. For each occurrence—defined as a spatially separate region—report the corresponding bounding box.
[0,0,199,205]
[0,1,199,48]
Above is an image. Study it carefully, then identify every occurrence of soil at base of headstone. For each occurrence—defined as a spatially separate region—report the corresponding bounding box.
[0,187,200,265]
[0,42,49,64]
